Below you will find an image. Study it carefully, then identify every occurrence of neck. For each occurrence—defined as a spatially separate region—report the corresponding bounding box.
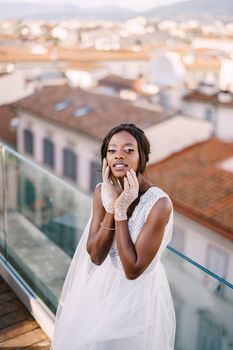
[117,178,124,190]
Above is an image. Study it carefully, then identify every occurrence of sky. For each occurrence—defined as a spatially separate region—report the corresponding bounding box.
[0,0,188,11]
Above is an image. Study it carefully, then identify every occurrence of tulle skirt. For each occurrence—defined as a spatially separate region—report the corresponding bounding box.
[51,244,176,350]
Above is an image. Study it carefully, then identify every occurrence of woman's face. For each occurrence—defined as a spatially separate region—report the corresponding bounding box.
[106,131,139,178]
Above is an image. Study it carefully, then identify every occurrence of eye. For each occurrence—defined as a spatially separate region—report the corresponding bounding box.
[125,148,134,153]
[107,149,115,154]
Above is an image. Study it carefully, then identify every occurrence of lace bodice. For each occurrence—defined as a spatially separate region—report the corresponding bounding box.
[101,186,173,274]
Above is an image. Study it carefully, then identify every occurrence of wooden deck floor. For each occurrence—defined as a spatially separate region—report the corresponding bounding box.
[0,275,51,349]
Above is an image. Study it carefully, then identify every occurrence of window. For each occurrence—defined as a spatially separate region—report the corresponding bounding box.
[159,91,170,111]
[90,161,102,192]
[24,178,36,210]
[205,108,214,121]
[206,246,228,279]
[43,138,54,168]
[73,106,92,118]
[63,148,77,181]
[46,211,76,257]
[54,99,72,111]
[24,129,34,155]
[99,86,117,96]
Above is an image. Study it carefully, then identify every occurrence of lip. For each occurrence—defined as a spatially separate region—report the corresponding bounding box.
[113,162,128,167]
[112,163,128,172]
[112,164,128,170]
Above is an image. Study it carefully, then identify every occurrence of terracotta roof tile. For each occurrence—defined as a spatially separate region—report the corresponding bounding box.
[0,46,148,63]
[98,74,136,90]
[184,58,220,71]
[146,138,233,241]
[13,85,170,140]
[183,90,233,108]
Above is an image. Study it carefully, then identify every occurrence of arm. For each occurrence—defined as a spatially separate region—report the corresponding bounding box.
[86,184,115,265]
[115,195,172,280]
[87,158,122,265]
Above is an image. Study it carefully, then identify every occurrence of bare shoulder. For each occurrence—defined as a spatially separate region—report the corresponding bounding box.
[94,182,102,197]
[156,196,172,212]
[147,195,173,226]
[90,183,105,224]
[92,183,103,208]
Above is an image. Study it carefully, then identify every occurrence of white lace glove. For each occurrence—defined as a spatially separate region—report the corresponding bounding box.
[114,169,139,221]
[101,158,119,214]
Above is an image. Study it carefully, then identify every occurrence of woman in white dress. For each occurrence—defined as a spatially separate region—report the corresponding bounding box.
[51,123,176,350]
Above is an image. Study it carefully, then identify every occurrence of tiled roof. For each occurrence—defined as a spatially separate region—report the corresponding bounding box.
[98,74,136,90]
[0,105,17,147]
[183,90,233,108]
[184,58,220,71]
[0,46,148,63]
[146,138,233,240]
[13,85,170,140]
[64,62,99,72]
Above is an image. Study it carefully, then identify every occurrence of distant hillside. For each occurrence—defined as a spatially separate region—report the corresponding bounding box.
[0,2,136,21]
[1,0,233,22]
[144,0,233,22]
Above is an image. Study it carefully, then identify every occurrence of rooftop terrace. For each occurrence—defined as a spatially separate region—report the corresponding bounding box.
[0,275,50,349]
[0,141,233,349]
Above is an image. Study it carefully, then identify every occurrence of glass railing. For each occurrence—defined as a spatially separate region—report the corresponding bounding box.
[162,249,233,350]
[0,142,233,349]
[0,143,91,313]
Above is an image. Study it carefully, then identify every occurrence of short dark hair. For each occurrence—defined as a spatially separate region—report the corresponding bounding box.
[101,123,150,174]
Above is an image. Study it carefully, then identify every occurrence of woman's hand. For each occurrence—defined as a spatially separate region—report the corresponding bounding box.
[101,158,121,214]
[114,169,139,221]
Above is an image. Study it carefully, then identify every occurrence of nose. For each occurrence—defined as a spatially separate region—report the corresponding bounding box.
[114,149,124,159]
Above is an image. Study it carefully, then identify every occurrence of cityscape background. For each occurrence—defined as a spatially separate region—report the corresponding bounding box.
[0,0,233,349]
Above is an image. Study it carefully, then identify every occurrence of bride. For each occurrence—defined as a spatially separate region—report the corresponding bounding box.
[50,123,176,350]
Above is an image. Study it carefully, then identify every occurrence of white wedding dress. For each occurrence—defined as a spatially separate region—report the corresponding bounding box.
[50,186,176,350]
